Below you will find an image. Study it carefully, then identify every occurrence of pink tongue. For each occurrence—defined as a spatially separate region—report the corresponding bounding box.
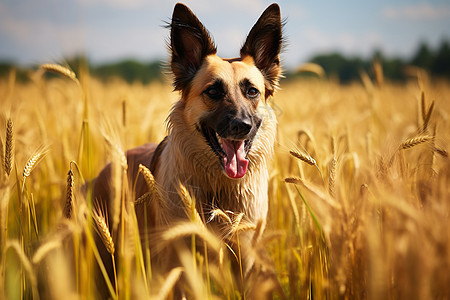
[221,139,248,179]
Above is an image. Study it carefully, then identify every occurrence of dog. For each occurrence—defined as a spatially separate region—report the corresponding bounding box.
[92,2,283,296]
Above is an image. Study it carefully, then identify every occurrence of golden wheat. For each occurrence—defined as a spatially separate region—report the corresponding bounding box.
[40,63,78,82]
[138,164,160,201]
[135,192,151,206]
[64,168,74,219]
[400,135,434,149]
[23,150,46,178]
[1,68,450,299]
[0,137,4,174]
[295,62,325,78]
[156,267,183,300]
[178,183,203,225]
[93,208,115,255]
[328,157,337,198]
[104,135,128,170]
[162,222,221,253]
[6,240,39,298]
[289,149,316,166]
[373,59,383,87]
[32,239,62,265]
[207,208,232,224]
[4,118,14,176]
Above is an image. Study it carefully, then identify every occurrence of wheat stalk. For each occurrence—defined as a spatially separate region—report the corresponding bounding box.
[93,207,115,255]
[156,267,183,300]
[122,99,127,128]
[296,62,325,77]
[373,59,383,87]
[6,240,39,298]
[422,101,434,131]
[104,135,128,170]
[23,151,45,178]
[103,133,127,234]
[231,212,245,232]
[32,239,62,265]
[4,118,14,176]
[22,147,48,193]
[138,164,160,202]
[433,147,448,158]
[208,208,232,224]
[135,192,151,206]
[285,177,301,185]
[0,137,4,174]
[400,135,434,150]
[0,175,10,252]
[328,157,337,198]
[162,222,221,253]
[63,167,74,219]
[289,150,316,166]
[178,183,203,225]
[420,91,426,124]
[40,64,78,82]
[233,221,257,234]
[251,219,266,246]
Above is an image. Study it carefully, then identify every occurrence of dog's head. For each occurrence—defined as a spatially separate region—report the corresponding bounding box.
[169,3,282,179]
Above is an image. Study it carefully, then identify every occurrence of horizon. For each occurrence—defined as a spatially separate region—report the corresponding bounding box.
[1,0,450,69]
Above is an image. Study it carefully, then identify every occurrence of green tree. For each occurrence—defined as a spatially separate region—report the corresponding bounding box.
[411,42,434,70]
[432,40,450,78]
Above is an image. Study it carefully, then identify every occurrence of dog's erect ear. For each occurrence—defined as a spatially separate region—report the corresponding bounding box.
[170,3,217,92]
[241,4,283,97]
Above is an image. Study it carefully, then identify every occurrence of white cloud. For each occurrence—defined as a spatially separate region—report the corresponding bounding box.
[383,3,450,21]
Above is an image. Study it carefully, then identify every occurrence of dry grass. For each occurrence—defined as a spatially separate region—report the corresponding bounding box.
[0,66,449,299]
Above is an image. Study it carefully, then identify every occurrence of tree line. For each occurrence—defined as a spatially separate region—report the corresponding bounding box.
[1,40,449,83]
[303,40,450,83]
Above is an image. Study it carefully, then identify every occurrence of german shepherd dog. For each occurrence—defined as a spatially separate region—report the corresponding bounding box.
[93,2,283,296]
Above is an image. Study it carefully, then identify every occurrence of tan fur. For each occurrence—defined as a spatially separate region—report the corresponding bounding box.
[154,55,276,223]
[92,2,283,295]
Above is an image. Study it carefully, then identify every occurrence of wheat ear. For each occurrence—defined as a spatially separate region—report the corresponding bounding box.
[208,209,232,224]
[40,64,78,82]
[138,164,160,201]
[328,157,337,198]
[23,151,45,178]
[289,150,316,166]
[63,166,74,219]
[4,118,14,176]
[178,183,203,225]
[92,207,115,255]
[400,135,434,150]
[22,147,48,192]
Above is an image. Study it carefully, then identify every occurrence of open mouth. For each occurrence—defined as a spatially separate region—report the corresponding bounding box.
[200,123,256,179]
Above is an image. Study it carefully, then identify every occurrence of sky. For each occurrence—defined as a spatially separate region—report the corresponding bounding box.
[1,0,449,69]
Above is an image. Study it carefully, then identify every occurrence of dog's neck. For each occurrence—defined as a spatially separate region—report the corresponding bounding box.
[155,100,277,224]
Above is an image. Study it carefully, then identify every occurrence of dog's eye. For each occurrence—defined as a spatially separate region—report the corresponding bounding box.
[204,87,222,100]
[247,87,260,98]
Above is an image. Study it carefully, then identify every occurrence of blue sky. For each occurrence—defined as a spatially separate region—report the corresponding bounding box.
[1,0,449,69]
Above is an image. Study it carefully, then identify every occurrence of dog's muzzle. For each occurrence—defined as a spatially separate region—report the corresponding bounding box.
[199,115,261,179]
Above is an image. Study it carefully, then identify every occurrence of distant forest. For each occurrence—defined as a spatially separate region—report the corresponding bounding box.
[1,40,449,84]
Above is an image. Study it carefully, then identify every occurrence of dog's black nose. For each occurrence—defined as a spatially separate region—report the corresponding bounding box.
[230,118,252,138]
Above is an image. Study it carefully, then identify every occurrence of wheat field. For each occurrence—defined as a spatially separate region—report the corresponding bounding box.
[0,65,449,299]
